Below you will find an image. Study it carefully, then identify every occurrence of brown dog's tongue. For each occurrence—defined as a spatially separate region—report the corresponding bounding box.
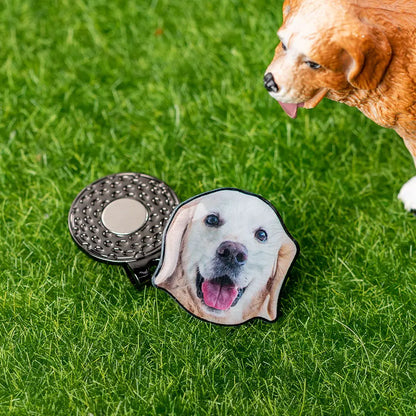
[201,280,238,310]
[278,102,304,119]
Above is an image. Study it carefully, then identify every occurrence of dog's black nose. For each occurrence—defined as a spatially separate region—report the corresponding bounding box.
[264,72,279,93]
[216,241,248,266]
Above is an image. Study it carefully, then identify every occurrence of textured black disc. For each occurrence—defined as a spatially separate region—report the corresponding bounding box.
[68,172,179,265]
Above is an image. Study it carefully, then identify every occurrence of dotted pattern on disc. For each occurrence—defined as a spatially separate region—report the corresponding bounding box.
[68,173,179,263]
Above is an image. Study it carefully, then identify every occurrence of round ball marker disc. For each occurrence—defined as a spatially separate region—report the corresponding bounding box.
[68,172,180,287]
[101,198,149,235]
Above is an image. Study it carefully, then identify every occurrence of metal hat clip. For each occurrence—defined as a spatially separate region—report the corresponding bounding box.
[68,172,179,287]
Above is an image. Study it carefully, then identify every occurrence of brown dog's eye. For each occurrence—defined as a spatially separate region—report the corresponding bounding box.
[281,42,287,51]
[306,60,321,69]
[255,229,268,242]
[205,214,221,227]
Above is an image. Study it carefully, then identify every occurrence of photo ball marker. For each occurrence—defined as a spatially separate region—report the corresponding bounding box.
[153,188,299,326]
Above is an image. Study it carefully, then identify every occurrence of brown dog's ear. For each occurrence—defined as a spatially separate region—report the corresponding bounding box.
[152,201,197,288]
[339,21,391,90]
[260,237,298,321]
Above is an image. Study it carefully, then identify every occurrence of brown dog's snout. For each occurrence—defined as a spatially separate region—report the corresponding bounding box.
[216,241,248,267]
[264,72,279,92]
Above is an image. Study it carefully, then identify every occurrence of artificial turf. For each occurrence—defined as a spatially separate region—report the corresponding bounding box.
[0,0,415,414]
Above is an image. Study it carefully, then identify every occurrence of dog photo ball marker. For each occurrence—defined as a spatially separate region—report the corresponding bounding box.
[68,172,179,287]
[152,188,299,326]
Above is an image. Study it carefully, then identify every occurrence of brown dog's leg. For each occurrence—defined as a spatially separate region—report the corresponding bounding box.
[397,129,416,211]
[402,137,416,166]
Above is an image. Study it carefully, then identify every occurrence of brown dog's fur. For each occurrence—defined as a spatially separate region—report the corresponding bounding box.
[265,0,416,201]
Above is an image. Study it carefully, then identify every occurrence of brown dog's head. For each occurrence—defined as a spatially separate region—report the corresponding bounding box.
[264,0,392,118]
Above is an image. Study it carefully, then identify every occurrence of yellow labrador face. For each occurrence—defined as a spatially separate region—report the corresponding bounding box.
[153,189,298,325]
[180,191,285,313]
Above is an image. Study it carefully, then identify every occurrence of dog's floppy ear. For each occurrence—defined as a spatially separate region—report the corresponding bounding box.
[337,21,391,90]
[152,201,198,288]
[261,237,298,321]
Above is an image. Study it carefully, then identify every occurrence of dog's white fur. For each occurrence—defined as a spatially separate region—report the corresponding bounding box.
[153,190,298,325]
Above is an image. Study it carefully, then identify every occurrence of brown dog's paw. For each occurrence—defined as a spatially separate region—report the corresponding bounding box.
[398,176,416,212]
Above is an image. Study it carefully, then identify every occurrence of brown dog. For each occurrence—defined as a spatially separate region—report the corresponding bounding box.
[264,0,416,211]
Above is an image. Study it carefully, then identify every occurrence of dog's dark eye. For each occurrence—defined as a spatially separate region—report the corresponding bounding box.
[306,60,321,69]
[255,229,268,242]
[205,214,220,227]
[281,42,287,51]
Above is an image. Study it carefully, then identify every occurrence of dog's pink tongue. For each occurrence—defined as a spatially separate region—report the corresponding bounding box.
[278,102,304,119]
[201,280,238,310]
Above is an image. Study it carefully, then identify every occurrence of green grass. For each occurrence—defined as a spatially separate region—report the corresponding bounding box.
[0,0,415,414]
